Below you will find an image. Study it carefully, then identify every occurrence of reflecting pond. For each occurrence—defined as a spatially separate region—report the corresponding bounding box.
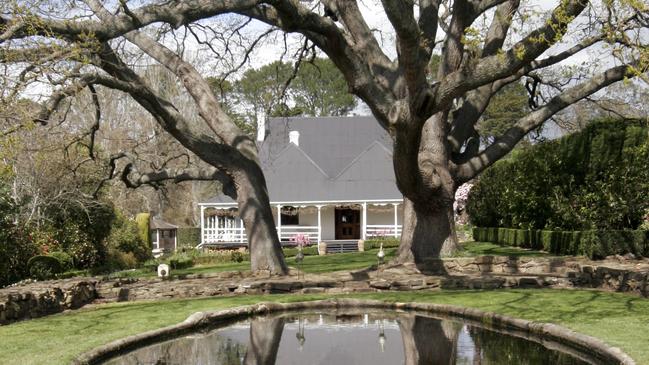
[104,311,600,365]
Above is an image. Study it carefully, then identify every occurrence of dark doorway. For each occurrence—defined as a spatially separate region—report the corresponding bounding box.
[335,208,360,240]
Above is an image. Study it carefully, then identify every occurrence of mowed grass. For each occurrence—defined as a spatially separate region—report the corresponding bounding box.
[118,241,549,280]
[455,241,551,257]
[111,248,398,279]
[1,289,648,365]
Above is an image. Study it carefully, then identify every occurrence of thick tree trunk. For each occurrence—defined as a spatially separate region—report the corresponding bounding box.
[399,315,460,365]
[393,112,459,267]
[243,317,285,365]
[234,165,288,275]
[395,197,458,267]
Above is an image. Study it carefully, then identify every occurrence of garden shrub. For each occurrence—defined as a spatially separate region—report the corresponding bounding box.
[364,237,401,250]
[472,227,649,259]
[48,251,74,271]
[58,222,103,269]
[230,251,245,263]
[27,255,63,280]
[0,227,38,287]
[135,213,151,248]
[106,214,151,262]
[177,227,201,248]
[467,119,648,231]
[106,248,139,270]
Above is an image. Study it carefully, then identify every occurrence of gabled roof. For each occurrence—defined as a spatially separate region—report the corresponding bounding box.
[258,116,393,177]
[150,217,178,230]
[203,116,402,205]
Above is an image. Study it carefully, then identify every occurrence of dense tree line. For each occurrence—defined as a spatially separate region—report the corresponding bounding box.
[467,118,649,231]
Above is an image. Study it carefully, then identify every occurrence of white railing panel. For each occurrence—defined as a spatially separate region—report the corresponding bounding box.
[365,224,402,238]
[203,227,247,244]
[278,225,320,243]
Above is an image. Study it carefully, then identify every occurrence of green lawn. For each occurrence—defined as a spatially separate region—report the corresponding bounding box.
[455,241,551,257]
[2,289,647,365]
[109,248,398,279]
[111,243,550,279]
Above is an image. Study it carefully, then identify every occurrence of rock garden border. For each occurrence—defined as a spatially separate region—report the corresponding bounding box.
[73,298,635,365]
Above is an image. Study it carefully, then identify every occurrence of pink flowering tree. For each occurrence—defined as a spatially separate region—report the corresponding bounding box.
[290,233,311,249]
[453,183,473,224]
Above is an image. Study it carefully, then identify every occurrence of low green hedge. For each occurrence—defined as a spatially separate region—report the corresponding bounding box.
[364,237,400,250]
[177,227,201,248]
[473,227,649,259]
[48,251,74,271]
[27,255,64,280]
[283,245,319,257]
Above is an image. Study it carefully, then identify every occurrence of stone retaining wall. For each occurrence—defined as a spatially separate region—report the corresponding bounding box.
[0,279,97,325]
[2,256,648,325]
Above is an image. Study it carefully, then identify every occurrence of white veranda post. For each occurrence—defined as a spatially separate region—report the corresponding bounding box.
[393,203,399,237]
[200,205,205,246]
[361,202,367,240]
[317,205,322,243]
[276,205,282,241]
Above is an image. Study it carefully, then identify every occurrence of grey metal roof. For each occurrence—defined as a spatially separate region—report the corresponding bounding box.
[204,116,402,204]
[150,217,178,230]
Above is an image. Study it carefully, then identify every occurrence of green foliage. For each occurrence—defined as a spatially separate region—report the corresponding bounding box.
[104,249,139,271]
[0,227,38,287]
[177,227,200,247]
[229,251,245,263]
[135,213,151,249]
[48,251,73,271]
[473,227,649,259]
[106,214,150,262]
[27,255,63,280]
[468,119,649,230]
[57,223,103,269]
[209,58,356,136]
[168,255,194,270]
[364,237,401,250]
[282,245,319,257]
[478,82,531,144]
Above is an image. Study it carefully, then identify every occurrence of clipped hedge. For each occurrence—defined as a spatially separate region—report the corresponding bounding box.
[48,251,74,271]
[177,227,201,248]
[364,237,400,250]
[27,255,64,280]
[468,119,649,231]
[473,227,649,259]
[283,245,319,257]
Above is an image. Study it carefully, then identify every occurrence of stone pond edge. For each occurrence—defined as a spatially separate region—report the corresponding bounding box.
[73,298,635,365]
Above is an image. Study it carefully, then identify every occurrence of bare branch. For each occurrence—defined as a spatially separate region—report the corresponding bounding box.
[456,63,643,182]
[432,0,589,114]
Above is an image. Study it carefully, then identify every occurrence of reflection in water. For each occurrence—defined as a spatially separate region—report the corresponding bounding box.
[104,312,596,365]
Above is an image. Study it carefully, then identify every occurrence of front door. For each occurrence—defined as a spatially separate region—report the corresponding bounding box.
[335,208,360,240]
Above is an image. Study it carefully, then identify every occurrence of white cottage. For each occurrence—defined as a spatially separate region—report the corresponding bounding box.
[197,116,403,247]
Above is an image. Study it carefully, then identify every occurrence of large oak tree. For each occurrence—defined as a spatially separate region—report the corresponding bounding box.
[1,0,647,271]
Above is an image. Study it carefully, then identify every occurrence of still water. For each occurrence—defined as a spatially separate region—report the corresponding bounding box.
[105,311,598,365]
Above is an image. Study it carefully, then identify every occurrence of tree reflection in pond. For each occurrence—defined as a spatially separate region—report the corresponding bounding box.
[104,312,597,365]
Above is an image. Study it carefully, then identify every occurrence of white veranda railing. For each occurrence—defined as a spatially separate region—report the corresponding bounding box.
[202,225,320,245]
[365,224,402,238]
